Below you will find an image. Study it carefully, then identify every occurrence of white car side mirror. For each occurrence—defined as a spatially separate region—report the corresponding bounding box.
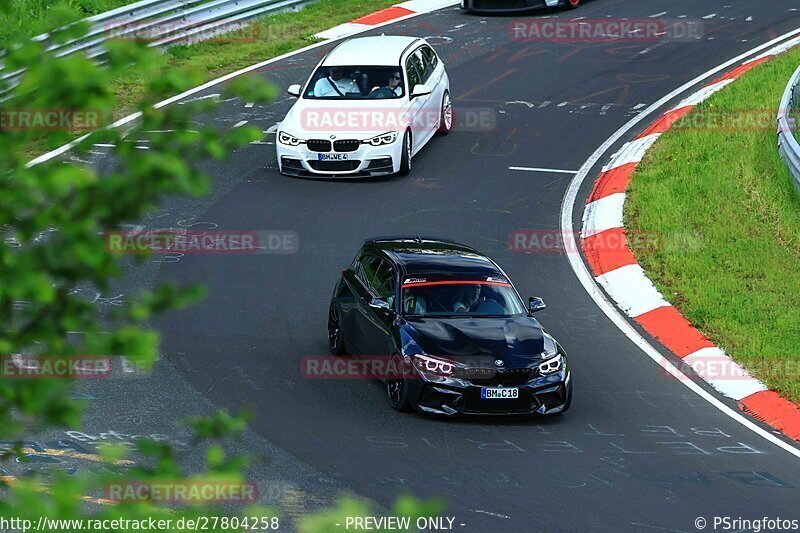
[411,84,432,98]
[287,84,302,97]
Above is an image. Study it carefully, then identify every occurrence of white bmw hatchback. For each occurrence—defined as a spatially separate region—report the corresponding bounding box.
[276,35,452,178]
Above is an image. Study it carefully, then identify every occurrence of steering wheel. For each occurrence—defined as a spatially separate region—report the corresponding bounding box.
[368,87,398,99]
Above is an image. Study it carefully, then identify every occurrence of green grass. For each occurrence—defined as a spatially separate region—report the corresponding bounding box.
[626,47,800,405]
[9,0,399,156]
[0,0,133,46]
[110,0,399,115]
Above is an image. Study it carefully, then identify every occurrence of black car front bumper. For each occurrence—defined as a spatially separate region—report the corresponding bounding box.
[407,368,571,416]
[461,0,554,14]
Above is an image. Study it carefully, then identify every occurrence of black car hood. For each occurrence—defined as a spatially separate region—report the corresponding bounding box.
[402,316,547,366]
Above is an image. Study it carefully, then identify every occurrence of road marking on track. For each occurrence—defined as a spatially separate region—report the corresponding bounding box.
[509,166,578,174]
[561,25,800,459]
[178,93,219,104]
[232,120,248,128]
[473,510,510,519]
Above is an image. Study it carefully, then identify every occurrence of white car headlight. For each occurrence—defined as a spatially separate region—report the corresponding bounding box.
[363,132,398,147]
[412,354,455,377]
[538,353,563,375]
[278,131,303,146]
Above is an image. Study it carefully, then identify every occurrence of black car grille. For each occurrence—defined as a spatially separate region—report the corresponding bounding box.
[307,160,361,172]
[306,139,331,152]
[280,157,303,169]
[334,139,360,152]
[459,367,532,387]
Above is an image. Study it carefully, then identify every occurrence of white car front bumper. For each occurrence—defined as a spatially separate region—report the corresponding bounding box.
[277,137,402,178]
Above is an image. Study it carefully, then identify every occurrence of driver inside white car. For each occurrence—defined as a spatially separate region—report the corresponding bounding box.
[312,67,360,97]
[371,71,404,97]
[386,71,403,96]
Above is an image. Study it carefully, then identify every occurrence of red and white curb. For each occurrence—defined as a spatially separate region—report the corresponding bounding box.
[580,36,800,442]
[314,0,459,40]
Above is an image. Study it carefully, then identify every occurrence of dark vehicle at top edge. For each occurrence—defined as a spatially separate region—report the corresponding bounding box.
[460,0,581,14]
[327,236,572,416]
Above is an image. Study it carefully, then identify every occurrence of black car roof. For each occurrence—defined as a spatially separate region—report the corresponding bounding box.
[364,237,504,278]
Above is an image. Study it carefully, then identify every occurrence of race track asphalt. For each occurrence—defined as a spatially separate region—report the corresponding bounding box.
[105,1,800,530]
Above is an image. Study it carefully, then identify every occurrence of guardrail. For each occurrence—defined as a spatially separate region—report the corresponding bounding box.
[777,64,800,194]
[0,0,312,93]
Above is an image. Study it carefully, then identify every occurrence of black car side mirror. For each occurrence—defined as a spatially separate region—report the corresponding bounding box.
[369,298,393,313]
[528,297,546,314]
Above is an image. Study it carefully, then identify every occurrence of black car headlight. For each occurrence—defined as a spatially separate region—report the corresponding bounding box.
[278,131,303,146]
[362,132,398,147]
[538,353,564,375]
[412,354,456,377]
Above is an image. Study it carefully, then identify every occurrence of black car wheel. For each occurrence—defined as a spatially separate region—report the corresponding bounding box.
[387,354,411,411]
[437,91,453,136]
[399,130,412,175]
[328,304,347,355]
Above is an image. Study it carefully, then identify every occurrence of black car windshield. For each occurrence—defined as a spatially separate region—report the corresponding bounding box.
[402,279,527,317]
[304,66,405,99]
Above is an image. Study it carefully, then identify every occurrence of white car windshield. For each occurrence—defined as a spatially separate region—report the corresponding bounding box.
[305,66,405,99]
[402,279,527,317]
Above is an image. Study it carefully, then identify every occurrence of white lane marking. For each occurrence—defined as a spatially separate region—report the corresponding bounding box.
[232,120,248,128]
[582,193,625,238]
[26,2,460,169]
[315,22,372,40]
[244,102,254,108]
[682,347,768,401]
[93,143,116,148]
[703,13,717,19]
[178,93,220,105]
[560,25,800,459]
[509,166,578,174]
[673,79,734,108]
[602,133,660,170]
[649,11,667,18]
[596,264,670,318]
[473,510,511,519]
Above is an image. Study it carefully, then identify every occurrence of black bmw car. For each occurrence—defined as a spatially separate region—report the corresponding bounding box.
[461,0,582,14]
[327,236,572,416]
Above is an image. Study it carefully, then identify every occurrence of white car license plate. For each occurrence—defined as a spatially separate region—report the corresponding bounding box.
[481,387,519,399]
[318,153,348,161]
